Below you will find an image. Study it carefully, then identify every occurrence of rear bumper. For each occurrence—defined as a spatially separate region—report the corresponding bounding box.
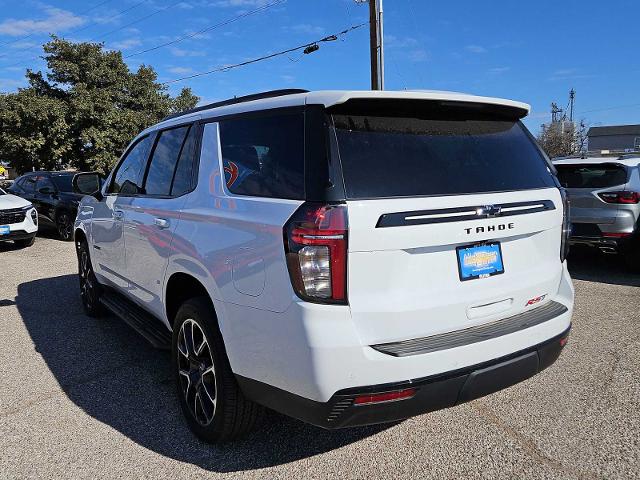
[570,234,637,252]
[237,326,570,429]
[225,263,574,406]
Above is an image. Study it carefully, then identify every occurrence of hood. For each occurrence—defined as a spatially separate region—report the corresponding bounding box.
[0,193,32,210]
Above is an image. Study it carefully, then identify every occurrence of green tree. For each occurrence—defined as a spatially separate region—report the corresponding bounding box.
[0,90,70,172]
[0,36,199,174]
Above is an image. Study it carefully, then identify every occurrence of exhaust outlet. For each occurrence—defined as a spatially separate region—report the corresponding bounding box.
[599,246,617,254]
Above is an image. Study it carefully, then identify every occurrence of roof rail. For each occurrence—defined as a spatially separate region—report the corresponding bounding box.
[162,88,309,121]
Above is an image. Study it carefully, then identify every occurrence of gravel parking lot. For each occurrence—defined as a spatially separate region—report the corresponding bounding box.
[1,236,638,479]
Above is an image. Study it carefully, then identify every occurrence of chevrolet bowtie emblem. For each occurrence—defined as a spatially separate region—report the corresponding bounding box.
[476,205,502,217]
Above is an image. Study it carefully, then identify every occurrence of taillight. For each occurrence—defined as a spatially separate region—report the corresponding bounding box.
[598,191,640,204]
[284,203,348,304]
[560,188,571,262]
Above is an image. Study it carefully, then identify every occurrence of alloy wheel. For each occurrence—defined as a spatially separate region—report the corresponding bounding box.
[177,319,217,426]
[79,247,95,310]
[58,214,73,240]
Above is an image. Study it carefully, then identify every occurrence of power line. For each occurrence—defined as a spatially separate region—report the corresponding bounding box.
[0,0,117,49]
[125,0,285,59]
[0,0,147,60]
[0,0,148,64]
[1,0,189,71]
[86,0,189,42]
[162,22,368,85]
[577,103,640,115]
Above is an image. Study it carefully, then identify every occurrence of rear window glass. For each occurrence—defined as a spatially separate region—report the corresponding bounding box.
[332,114,555,199]
[555,164,628,188]
[218,112,304,199]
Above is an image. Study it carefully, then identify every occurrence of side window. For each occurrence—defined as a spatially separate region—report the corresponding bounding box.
[22,176,37,193]
[12,177,26,192]
[144,126,190,196]
[218,111,304,199]
[171,126,197,196]
[36,176,56,193]
[110,135,152,195]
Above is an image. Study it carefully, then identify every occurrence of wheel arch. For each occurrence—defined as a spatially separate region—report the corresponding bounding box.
[74,227,87,245]
[165,272,219,329]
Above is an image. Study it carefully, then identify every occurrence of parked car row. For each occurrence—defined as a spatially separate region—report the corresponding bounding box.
[7,171,89,241]
[0,185,38,247]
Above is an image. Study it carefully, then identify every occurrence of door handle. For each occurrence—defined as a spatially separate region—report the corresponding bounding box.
[113,209,124,220]
[154,217,170,229]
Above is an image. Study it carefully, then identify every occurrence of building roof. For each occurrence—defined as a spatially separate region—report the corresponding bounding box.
[151,89,530,134]
[587,124,640,137]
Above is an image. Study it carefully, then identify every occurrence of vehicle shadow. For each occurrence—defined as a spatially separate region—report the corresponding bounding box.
[15,274,390,472]
[0,229,63,253]
[567,246,640,287]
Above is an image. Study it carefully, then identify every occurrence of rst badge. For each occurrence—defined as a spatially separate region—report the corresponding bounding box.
[525,294,546,306]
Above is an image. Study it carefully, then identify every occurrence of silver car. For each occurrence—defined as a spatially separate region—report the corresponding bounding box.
[553,153,640,268]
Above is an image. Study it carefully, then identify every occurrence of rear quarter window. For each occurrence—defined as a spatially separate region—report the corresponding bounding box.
[332,114,556,199]
[218,111,304,200]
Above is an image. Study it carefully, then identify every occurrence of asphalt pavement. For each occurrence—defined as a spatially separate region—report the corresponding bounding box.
[0,236,638,479]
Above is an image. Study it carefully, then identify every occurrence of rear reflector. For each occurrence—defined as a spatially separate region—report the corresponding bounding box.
[353,388,417,405]
[559,337,569,347]
[602,232,632,238]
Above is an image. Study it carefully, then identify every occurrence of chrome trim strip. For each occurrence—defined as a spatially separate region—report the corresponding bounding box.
[376,200,556,228]
[371,301,568,357]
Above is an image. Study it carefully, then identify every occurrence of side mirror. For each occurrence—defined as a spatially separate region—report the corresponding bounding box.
[73,172,103,200]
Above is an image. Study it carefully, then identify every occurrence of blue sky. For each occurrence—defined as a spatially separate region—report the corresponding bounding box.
[0,0,638,132]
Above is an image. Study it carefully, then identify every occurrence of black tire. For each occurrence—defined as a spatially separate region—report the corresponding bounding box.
[56,211,74,241]
[14,236,35,248]
[172,297,263,443]
[76,240,105,317]
[624,249,640,272]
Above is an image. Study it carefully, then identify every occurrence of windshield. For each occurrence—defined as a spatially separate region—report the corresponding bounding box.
[332,113,556,199]
[51,174,74,192]
[555,163,628,188]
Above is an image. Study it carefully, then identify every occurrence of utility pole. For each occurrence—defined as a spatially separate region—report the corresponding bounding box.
[360,0,384,90]
[551,102,563,123]
[569,88,575,122]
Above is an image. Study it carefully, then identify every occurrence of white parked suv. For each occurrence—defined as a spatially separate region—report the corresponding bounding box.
[0,186,38,247]
[73,89,574,442]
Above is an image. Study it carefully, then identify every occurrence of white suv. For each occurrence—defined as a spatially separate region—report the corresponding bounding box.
[73,89,574,442]
[0,186,38,247]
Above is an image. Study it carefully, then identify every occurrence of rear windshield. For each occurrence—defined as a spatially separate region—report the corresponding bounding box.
[332,114,555,199]
[555,163,628,188]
